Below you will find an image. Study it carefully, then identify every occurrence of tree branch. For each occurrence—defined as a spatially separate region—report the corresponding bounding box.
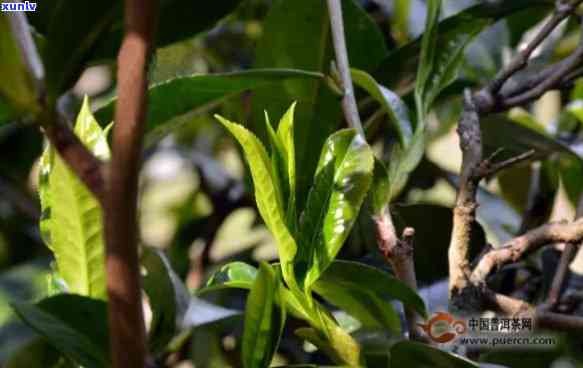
[484,289,583,332]
[375,209,422,339]
[471,218,583,284]
[326,0,364,136]
[449,91,482,311]
[486,0,583,95]
[104,0,158,367]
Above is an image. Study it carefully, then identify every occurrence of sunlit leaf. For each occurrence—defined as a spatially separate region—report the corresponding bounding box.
[252,0,387,209]
[201,262,258,292]
[215,116,298,291]
[298,129,374,288]
[38,97,108,300]
[242,263,285,368]
[12,295,109,368]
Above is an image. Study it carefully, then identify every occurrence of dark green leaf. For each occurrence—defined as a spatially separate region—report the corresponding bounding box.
[30,0,242,94]
[313,280,401,335]
[5,338,66,368]
[94,69,323,146]
[89,1,242,61]
[252,0,387,208]
[0,13,39,114]
[141,247,190,354]
[390,341,479,368]
[351,69,413,146]
[374,0,551,94]
[314,260,426,319]
[12,294,109,368]
[29,0,118,95]
[242,263,285,368]
[298,129,374,288]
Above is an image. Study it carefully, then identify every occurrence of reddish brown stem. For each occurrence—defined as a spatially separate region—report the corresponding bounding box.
[42,120,106,204]
[104,0,158,367]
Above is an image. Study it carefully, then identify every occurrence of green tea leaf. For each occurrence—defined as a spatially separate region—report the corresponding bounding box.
[201,262,258,292]
[38,97,108,299]
[390,341,479,368]
[252,0,387,209]
[351,69,413,147]
[277,103,298,231]
[295,324,361,366]
[315,260,426,319]
[298,129,374,288]
[12,294,109,368]
[215,116,298,291]
[242,263,285,368]
[94,69,322,145]
[199,262,310,322]
[313,279,401,335]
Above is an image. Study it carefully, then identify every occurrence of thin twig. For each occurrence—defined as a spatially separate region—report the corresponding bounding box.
[477,149,536,178]
[104,0,158,367]
[326,0,364,136]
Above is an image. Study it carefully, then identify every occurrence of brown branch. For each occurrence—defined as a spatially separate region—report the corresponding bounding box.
[326,0,364,136]
[449,91,482,311]
[104,0,158,367]
[471,218,583,284]
[486,0,583,95]
[484,290,583,332]
[547,243,578,306]
[375,208,422,340]
[42,118,107,204]
[546,195,583,307]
